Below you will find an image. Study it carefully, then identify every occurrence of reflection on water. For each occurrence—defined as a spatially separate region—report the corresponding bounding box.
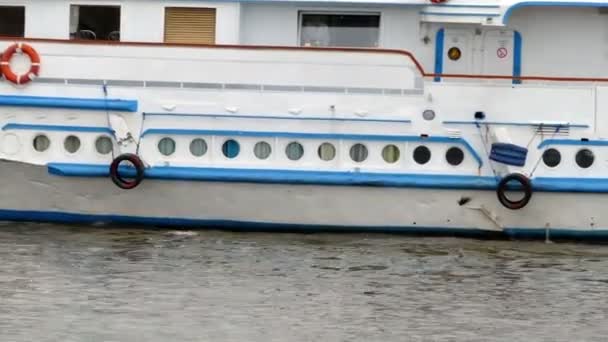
[1,223,608,341]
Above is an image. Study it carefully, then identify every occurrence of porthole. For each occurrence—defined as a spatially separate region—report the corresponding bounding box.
[318,143,336,161]
[254,141,272,160]
[445,147,464,166]
[542,148,561,168]
[286,142,304,161]
[575,149,594,169]
[382,145,400,163]
[33,135,50,152]
[222,139,240,159]
[422,110,436,121]
[158,137,176,156]
[63,135,81,154]
[413,146,431,165]
[350,144,368,162]
[189,138,208,157]
[95,136,113,155]
[448,47,462,61]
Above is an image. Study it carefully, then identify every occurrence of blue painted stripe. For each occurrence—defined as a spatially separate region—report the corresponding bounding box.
[3,123,114,134]
[513,31,523,85]
[538,139,608,149]
[0,95,138,112]
[434,28,445,82]
[48,163,497,189]
[140,128,483,167]
[444,121,589,128]
[420,11,500,17]
[143,112,412,124]
[48,163,608,193]
[503,1,608,24]
[0,208,606,241]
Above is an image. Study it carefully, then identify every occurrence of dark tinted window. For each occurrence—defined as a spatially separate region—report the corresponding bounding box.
[575,149,594,169]
[300,13,380,47]
[413,146,431,165]
[446,147,464,166]
[0,7,25,38]
[542,148,561,168]
[70,5,121,41]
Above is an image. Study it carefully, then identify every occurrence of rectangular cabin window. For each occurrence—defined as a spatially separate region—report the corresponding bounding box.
[0,6,25,38]
[164,7,216,45]
[299,13,380,48]
[70,5,121,41]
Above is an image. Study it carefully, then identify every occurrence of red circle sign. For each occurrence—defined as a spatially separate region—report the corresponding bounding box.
[497,47,509,59]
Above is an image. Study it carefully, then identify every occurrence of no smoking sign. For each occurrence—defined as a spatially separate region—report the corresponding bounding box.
[497,47,509,59]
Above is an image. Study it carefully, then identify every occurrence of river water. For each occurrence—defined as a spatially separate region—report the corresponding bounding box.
[1,223,608,342]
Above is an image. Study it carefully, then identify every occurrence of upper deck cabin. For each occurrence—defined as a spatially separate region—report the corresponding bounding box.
[0,0,607,79]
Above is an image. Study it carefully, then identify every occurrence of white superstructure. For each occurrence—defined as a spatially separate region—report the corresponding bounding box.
[0,0,607,239]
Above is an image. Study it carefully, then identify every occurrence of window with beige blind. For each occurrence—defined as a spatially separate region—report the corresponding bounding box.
[164,7,216,44]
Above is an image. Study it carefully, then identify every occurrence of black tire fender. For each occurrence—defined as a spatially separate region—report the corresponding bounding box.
[109,153,145,190]
[497,173,532,210]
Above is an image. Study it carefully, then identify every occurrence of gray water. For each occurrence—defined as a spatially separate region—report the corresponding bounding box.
[1,223,608,342]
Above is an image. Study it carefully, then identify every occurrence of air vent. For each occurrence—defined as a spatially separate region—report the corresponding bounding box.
[535,124,570,136]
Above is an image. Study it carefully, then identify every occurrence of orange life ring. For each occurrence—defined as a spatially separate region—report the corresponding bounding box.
[0,43,41,85]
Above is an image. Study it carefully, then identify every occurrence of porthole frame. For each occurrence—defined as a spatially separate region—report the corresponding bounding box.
[222,138,241,159]
[94,135,114,156]
[349,143,369,163]
[32,134,51,153]
[413,145,432,165]
[382,144,401,164]
[575,148,595,169]
[63,135,82,155]
[318,142,337,162]
[157,137,177,157]
[189,138,208,158]
[285,141,304,161]
[253,141,272,160]
[542,148,561,168]
[445,146,465,166]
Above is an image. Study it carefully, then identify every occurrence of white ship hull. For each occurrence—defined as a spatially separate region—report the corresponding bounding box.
[0,0,607,239]
[1,160,605,240]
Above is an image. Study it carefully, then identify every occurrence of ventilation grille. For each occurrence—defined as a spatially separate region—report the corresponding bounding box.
[164,7,216,45]
[535,124,570,137]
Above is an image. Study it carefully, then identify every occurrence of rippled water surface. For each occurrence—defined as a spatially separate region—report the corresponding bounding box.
[2,223,608,341]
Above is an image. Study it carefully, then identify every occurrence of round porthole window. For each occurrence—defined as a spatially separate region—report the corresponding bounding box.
[64,135,81,154]
[158,137,176,156]
[575,149,594,169]
[382,145,400,163]
[445,147,464,166]
[95,136,113,155]
[448,47,462,61]
[422,110,436,121]
[286,142,304,161]
[222,139,240,159]
[318,143,336,161]
[542,148,561,168]
[190,138,208,157]
[254,141,272,160]
[413,146,431,165]
[33,135,50,152]
[350,144,368,163]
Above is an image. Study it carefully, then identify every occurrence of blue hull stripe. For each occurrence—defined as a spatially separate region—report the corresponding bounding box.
[0,209,606,240]
[3,123,114,134]
[47,163,608,193]
[538,138,608,149]
[0,95,138,112]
